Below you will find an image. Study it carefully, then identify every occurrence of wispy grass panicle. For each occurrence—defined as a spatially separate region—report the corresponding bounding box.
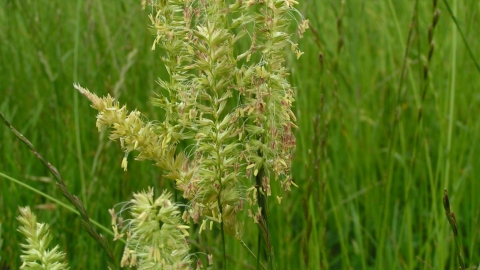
[230,0,308,196]
[17,206,69,270]
[227,1,308,267]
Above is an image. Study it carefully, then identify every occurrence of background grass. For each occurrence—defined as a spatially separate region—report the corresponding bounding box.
[1,0,480,269]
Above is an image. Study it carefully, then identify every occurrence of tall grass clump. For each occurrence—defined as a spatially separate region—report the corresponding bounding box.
[6,0,309,268]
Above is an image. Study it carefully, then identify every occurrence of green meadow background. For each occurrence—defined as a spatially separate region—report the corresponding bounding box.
[1,0,479,269]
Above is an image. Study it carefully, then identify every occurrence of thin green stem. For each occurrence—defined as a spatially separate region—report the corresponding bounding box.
[0,112,117,265]
[214,128,227,267]
[218,197,227,269]
[0,172,118,241]
[445,0,457,189]
[240,240,266,270]
[378,1,418,265]
[257,232,262,270]
[442,0,480,73]
[73,0,87,206]
[255,164,275,269]
[214,122,227,269]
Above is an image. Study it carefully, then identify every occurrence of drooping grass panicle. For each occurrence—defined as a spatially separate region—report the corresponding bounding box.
[17,206,69,270]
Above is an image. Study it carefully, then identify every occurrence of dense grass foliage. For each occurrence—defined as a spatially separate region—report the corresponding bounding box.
[1,0,479,269]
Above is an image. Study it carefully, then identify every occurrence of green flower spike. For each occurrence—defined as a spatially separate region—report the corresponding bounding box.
[120,187,192,269]
[17,206,69,270]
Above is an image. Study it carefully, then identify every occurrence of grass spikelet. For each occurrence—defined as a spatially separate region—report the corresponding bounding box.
[17,206,69,270]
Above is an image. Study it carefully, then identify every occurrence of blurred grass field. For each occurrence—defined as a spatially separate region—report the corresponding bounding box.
[1,0,480,269]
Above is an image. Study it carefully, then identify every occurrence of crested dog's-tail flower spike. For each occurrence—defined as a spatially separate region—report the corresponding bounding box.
[120,187,192,269]
[17,206,69,270]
